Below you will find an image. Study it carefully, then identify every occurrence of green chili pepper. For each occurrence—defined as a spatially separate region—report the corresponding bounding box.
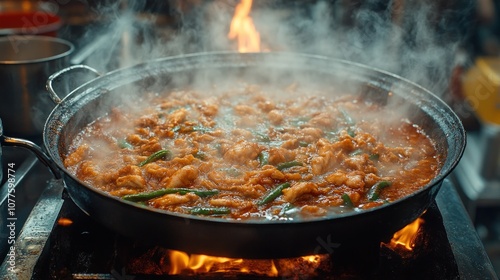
[341,193,354,207]
[117,139,133,149]
[258,151,269,166]
[138,149,171,167]
[190,207,231,215]
[276,161,303,171]
[367,181,392,201]
[123,188,219,202]
[257,182,291,205]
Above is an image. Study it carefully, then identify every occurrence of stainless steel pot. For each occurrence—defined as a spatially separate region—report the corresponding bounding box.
[0,35,73,137]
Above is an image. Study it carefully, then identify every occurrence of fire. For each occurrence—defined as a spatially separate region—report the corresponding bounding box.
[388,217,424,251]
[167,250,277,276]
[228,0,261,52]
[166,249,327,277]
[57,217,73,227]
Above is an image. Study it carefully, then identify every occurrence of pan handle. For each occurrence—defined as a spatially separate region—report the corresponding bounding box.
[0,119,61,179]
[46,65,101,104]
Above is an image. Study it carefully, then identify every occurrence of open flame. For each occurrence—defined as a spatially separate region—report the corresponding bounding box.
[167,250,277,276]
[166,249,326,277]
[227,0,261,52]
[57,217,73,227]
[388,217,425,251]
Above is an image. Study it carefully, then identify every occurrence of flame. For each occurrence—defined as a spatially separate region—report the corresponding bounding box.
[388,217,424,251]
[167,250,278,276]
[228,0,261,52]
[57,217,73,227]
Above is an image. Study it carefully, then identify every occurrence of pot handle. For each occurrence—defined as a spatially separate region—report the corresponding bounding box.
[0,119,62,179]
[46,65,101,104]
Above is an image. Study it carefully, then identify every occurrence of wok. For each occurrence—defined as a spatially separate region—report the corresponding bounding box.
[1,52,466,259]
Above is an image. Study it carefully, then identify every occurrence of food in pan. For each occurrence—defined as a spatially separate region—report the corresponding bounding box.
[63,85,442,220]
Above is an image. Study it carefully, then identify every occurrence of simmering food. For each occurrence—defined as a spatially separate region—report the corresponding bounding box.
[63,85,442,220]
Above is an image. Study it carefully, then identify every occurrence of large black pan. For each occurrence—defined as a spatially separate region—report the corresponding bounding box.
[3,52,466,259]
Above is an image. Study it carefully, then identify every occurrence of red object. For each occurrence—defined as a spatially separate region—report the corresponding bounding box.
[0,11,62,36]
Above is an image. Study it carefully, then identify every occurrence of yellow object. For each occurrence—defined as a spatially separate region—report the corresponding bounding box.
[462,57,500,125]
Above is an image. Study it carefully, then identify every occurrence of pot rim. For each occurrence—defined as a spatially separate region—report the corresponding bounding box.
[0,35,74,65]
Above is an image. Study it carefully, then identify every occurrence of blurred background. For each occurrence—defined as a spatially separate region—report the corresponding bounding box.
[1,0,500,276]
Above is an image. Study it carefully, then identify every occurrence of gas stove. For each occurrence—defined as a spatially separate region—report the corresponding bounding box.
[0,146,497,279]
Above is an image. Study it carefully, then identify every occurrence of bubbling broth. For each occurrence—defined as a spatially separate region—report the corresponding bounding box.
[63,84,442,220]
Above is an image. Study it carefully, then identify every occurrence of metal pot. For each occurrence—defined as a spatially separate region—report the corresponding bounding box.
[0,35,74,137]
[2,52,466,258]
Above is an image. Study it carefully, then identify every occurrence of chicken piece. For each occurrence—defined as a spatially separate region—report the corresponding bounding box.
[300,205,327,216]
[325,171,347,185]
[64,144,89,167]
[282,182,318,203]
[223,140,261,164]
[161,165,199,188]
[344,171,365,189]
[168,108,188,125]
[309,112,334,128]
[234,105,257,115]
[311,151,334,175]
[117,165,142,176]
[115,175,147,190]
[267,109,284,125]
[344,155,378,174]
[151,193,199,208]
[228,184,266,198]
[300,127,324,143]
[209,197,252,208]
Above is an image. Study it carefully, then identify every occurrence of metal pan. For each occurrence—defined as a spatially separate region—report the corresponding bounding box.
[2,52,466,259]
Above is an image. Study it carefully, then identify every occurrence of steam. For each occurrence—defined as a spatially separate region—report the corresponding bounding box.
[74,0,473,97]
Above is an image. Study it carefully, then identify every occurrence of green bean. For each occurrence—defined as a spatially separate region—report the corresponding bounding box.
[276,161,303,171]
[339,107,355,126]
[192,125,213,133]
[122,188,219,202]
[350,149,363,156]
[255,132,271,142]
[257,182,291,205]
[190,207,231,215]
[193,151,207,160]
[299,141,309,147]
[138,149,171,167]
[347,127,356,138]
[341,193,354,207]
[258,151,269,166]
[369,154,380,161]
[117,139,133,149]
[367,181,392,201]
